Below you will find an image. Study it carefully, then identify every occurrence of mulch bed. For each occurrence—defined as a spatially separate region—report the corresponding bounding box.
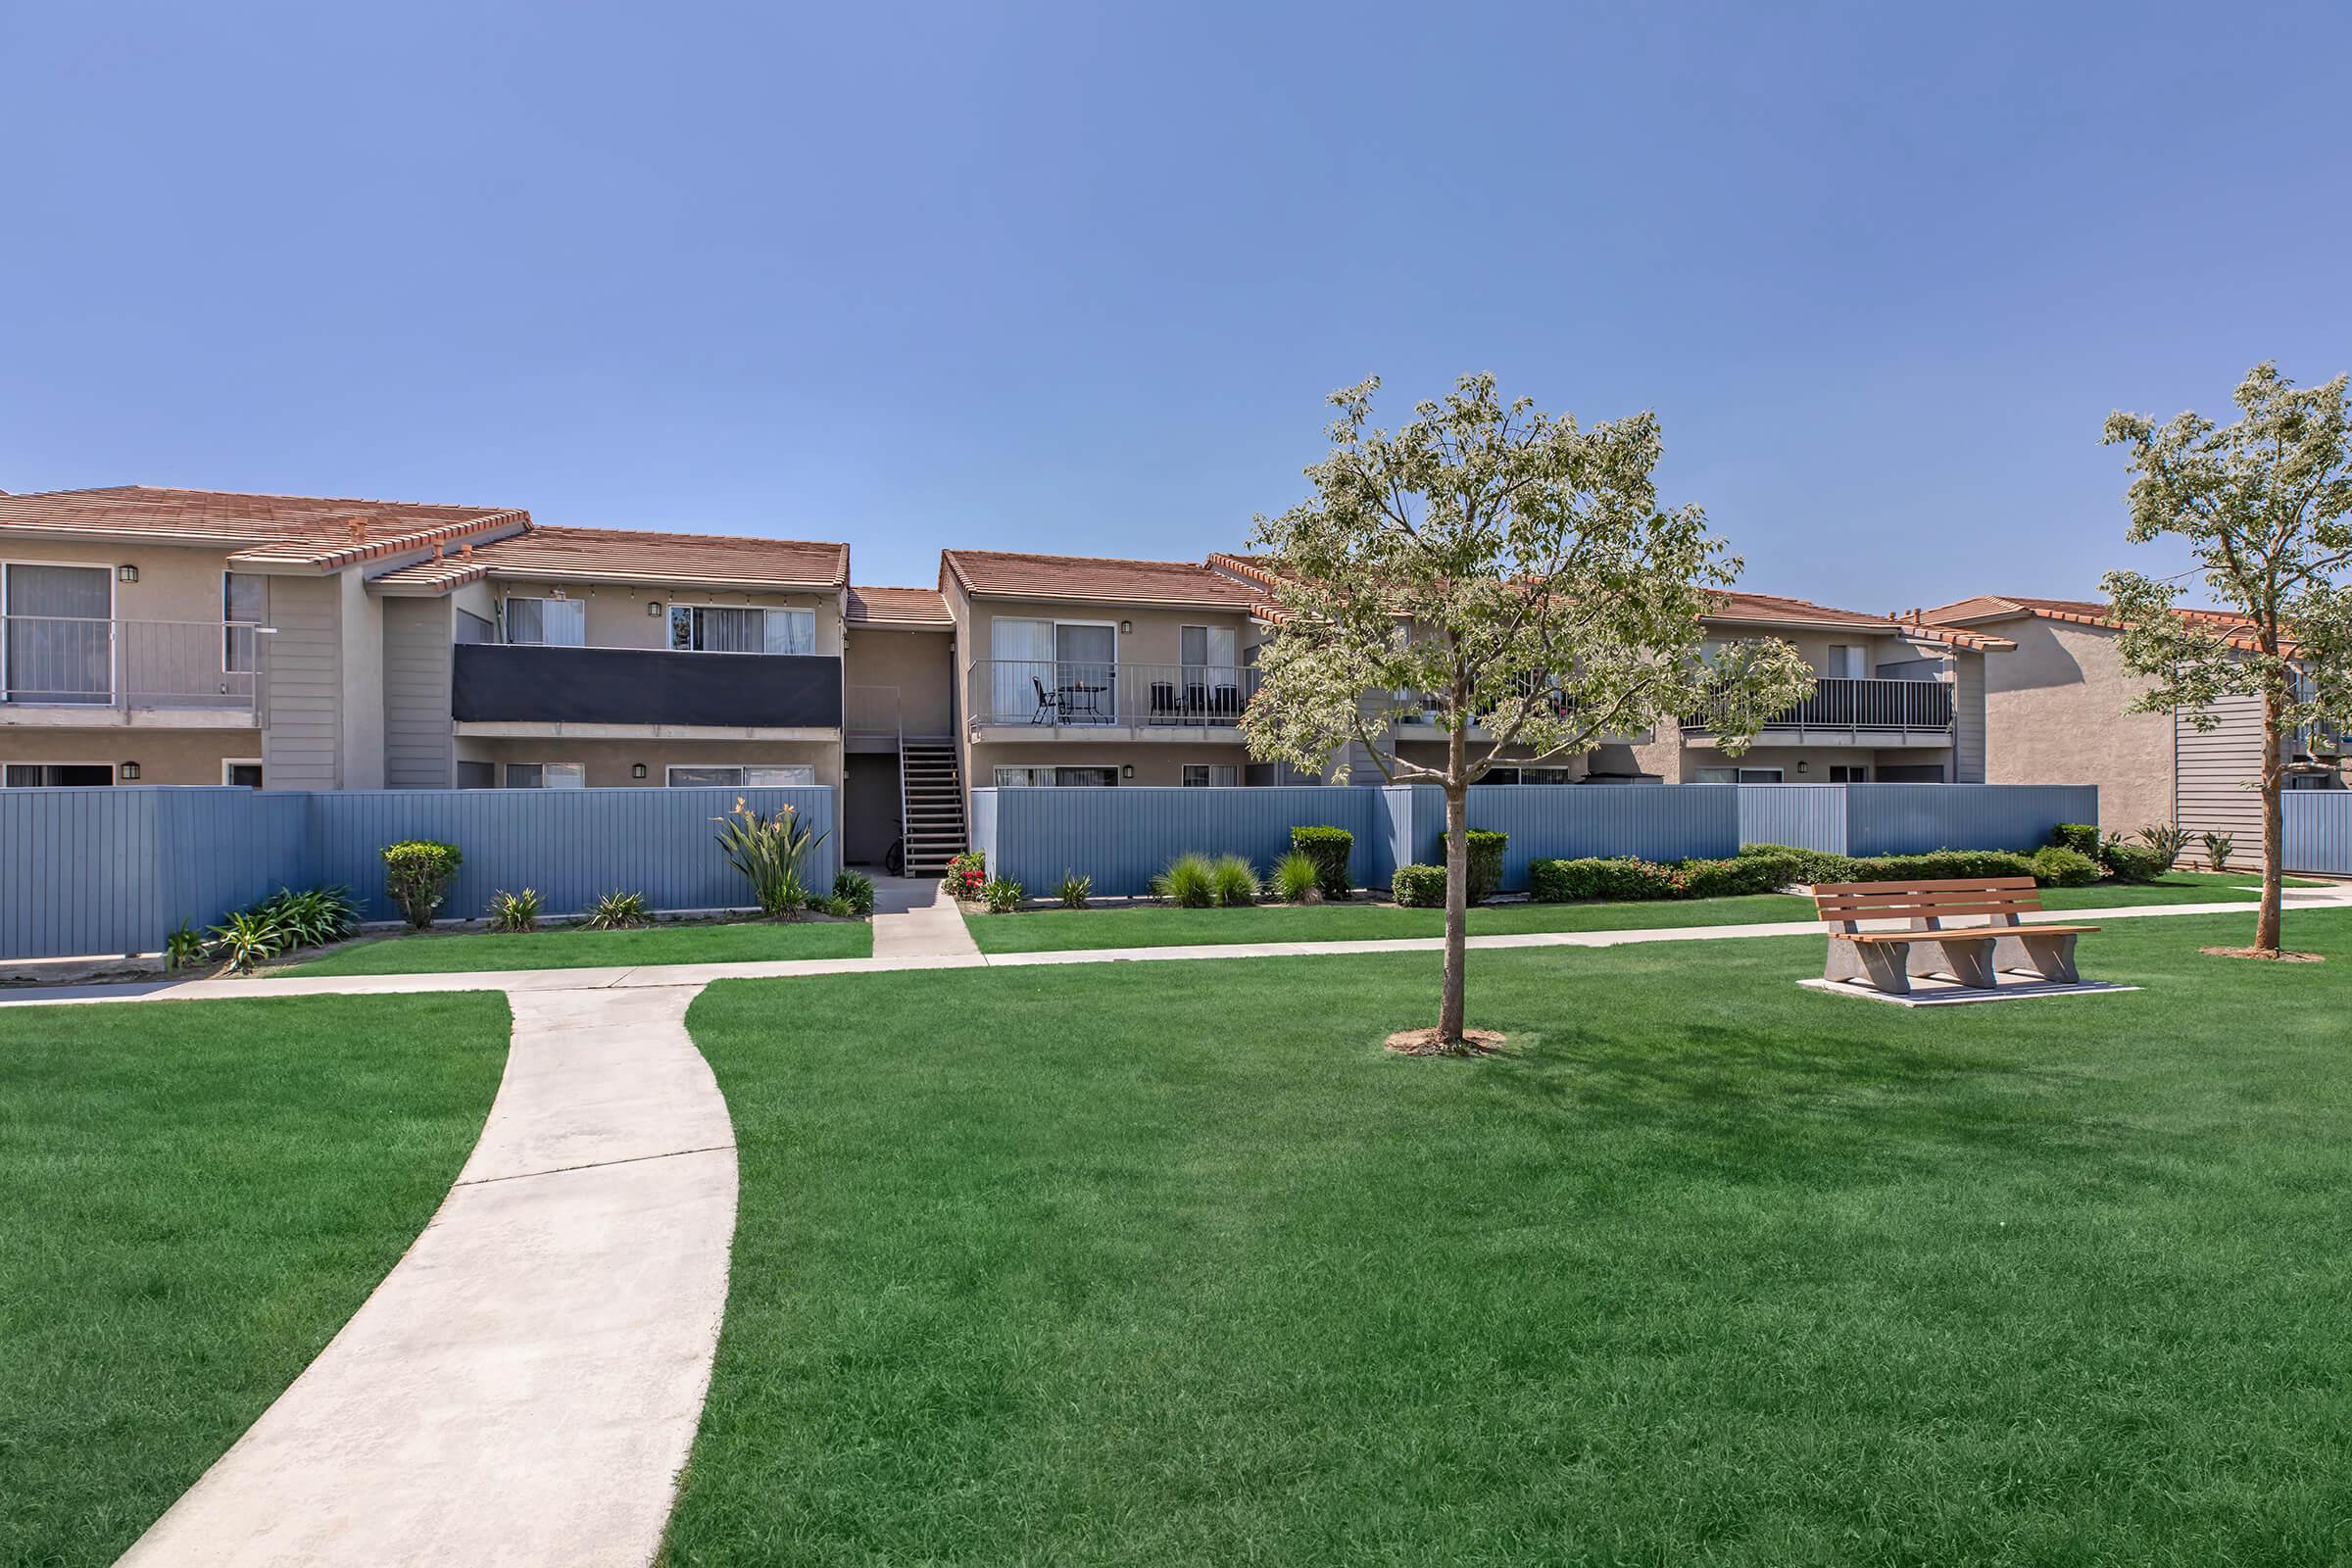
[1384,1027,1509,1057]
[2201,947,2325,962]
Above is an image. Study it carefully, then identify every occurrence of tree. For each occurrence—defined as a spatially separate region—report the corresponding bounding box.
[1242,373,1815,1051]
[2101,361,2352,957]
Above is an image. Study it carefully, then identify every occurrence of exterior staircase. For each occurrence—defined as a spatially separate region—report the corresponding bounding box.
[899,740,967,876]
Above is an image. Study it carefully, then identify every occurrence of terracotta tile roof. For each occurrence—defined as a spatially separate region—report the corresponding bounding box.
[456,524,849,591]
[1704,590,2012,651]
[0,484,525,571]
[1922,593,2278,654]
[942,548,1269,611]
[846,586,953,628]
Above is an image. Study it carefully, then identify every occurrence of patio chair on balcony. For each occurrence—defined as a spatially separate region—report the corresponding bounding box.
[1030,676,1063,725]
[1150,681,1178,722]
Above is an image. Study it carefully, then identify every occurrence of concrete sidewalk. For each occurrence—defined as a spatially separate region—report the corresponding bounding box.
[868,872,981,959]
[11,890,2346,1007]
[118,985,737,1568]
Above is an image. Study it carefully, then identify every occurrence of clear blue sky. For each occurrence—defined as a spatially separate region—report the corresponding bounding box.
[5,1,2348,610]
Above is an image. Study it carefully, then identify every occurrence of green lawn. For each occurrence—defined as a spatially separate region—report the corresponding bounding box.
[0,994,509,1566]
[669,910,2352,1565]
[282,917,871,976]
[964,870,2297,954]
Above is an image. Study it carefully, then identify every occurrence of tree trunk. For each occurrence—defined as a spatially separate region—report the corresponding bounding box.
[1440,778,1468,1046]
[2258,687,2285,955]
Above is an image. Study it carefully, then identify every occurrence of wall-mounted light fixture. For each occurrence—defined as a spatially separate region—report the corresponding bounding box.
[117,564,138,583]
[119,761,140,780]
[1795,760,1808,775]
[632,762,649,779]
[1121,764,1135,779]
[1119,619,1133,635]
[647,601,664,617]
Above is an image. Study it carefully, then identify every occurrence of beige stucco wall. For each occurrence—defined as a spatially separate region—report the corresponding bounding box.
[1980,618,2173,829]
[487,576,846,656]
[969,740,1252,788]
[844,627,955,738]
[1678,743,1948,780]
[0,728,260,785]
[454,736,842,790]
[0,539,240,624]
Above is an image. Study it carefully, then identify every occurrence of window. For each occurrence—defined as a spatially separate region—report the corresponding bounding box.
[504,761,585,788]
[669,605,815,656]
[993,766,1118,787]
[222,572,267,672]
[1181,764,1238,787]
[1695,765,1784,783]
[666,764,816,787]
[990,617,1116,723]
[1875,763,1944,783]
[1826,645,1864,680]
[1829,764,1868,783]
[4,563,112,704]
[455,609,495,644]
[457,760,497,789]
[1521,767,1576,785]
[5,762,112,786]
[223,760,264,788]
[504,596,586,647]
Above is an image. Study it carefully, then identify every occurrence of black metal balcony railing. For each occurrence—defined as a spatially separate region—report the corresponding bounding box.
[453,643,844,728]
[967,660,1263,729]
[0,615,263,716]
[1682,676,1954,735]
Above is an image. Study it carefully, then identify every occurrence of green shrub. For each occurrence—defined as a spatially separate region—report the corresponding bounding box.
[205,908,286,972]
[164,920,205,972]
[1528,857,1687,902]
[1392,863,1447,907]
[1211,855,1259,907]
[254,885,360,947]
[1678,855,1804,899]
[2100,842,2169,883]
[1056,870,1092,909]
[381,840,463,930]
[487,887,542,933]
[2030,846,2100,888]
[830,870,875,916]
[1738,842,1859,885]
[2133,822,2188,872]
[2202,830,2234,872]
[585,889,652,929]
[2051,823,2101,857]
[981,876,1024,913]
[1857,850,2038,883]
[1290,825,1354,900]
[1464,829,1507,902]
[1272,849,1322,904]
[713,799,825,917]
[943,851,986,902]
[1153,852,1217,908]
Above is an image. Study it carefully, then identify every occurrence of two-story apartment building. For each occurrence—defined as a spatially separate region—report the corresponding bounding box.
[1924,593,2346,840]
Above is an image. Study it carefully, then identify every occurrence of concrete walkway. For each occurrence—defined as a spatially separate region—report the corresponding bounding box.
[869,872,981,959]
[118,985,737,1568]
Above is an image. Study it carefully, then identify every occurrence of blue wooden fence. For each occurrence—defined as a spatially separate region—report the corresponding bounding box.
[972,782,2101,898]
[0,785,834,959]
[2284,791,2352,874]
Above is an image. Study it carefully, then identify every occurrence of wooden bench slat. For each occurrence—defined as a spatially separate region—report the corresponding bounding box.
[1839,924,2099,945]
[1814,878,2037,895]
[1819,905,2044,923]
[1817,892,2045,911]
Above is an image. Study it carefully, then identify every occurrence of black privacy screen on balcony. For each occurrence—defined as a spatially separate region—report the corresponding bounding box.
[453,645,843,728]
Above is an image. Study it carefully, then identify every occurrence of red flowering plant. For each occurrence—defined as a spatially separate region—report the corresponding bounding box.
[942,850,987,901]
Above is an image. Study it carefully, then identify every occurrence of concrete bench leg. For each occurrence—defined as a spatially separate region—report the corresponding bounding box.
[1996,931,2080,984]
[1930,940,1998,990]
[1826,938,1912,995]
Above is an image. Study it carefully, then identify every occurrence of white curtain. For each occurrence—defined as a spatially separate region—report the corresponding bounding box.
[992,617,1054,721]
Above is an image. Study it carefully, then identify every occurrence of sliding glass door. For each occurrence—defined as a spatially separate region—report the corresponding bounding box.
[4,564,112,704]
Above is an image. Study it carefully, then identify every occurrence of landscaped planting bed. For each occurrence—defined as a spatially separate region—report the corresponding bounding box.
[283,916,872,976]
[0,993,509,1566]
[670,911,2352,1564]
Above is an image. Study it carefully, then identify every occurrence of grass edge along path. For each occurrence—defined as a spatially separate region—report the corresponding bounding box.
[963,870,2301,954]
[0,992,511,1567]
[283,917,873,976]
[668,909,2352,1565]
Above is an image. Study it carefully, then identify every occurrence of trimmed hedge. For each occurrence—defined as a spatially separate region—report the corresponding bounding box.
[1528,844,2061,904]
[1528,857,1687,902]
[2099,842,2169,883]
[1466,829,1507,902]
[2051,823,2102,858]
[2031,845,2101,887]
[1291,825,1354,900]
[1392,863,1447,907]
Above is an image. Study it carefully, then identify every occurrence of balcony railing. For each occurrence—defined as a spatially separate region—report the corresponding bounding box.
[453,643,843,728]
[0,616,262,717]
[967,660,1262,729]
[1683,676,1954,735]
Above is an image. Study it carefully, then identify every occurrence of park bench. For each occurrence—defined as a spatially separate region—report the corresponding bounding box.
[1812,876,2099,996]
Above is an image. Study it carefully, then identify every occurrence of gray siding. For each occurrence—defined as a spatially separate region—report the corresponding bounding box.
[383,597,456,788]
[2174,695,2267,841]
[1950,657,1987,783]
[260,574,342,788]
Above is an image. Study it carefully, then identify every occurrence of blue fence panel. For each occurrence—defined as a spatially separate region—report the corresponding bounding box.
[1,788,159,958]
[156,788,317,938]
[984,786,1385,898]
[308,786,835,921]
[1736,785,1848,854]
[1458,786,1742,888]
[1842,784,2096,857]
[2285,791,2352,874]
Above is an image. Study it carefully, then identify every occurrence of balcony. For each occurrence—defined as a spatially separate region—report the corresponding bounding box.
[1683,676,1953,744]
[966,660,1261,738]
[453,643,843,737]
[0,616,262,726]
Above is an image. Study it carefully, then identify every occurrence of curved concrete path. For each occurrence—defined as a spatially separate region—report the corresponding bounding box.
[118,984,737,1568]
